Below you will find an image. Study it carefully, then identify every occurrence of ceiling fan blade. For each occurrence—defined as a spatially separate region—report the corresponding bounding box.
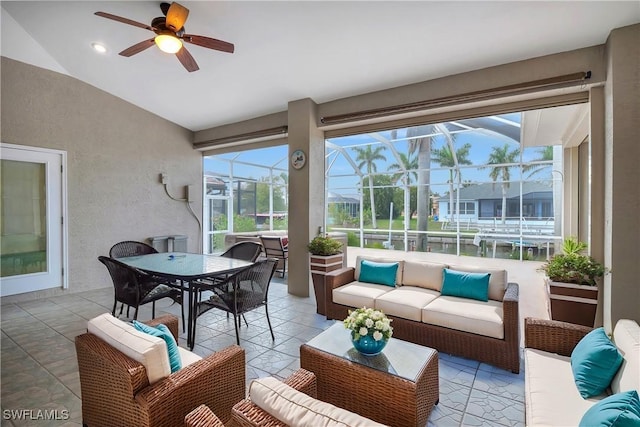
[166,2,189,32]
[94,12,154,31]
[182,34,234,53]
[176,46,199,72]
[119,39,155,57]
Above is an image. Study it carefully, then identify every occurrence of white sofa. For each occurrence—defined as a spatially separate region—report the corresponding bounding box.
[524,318,640,426]
[325,255,520,373]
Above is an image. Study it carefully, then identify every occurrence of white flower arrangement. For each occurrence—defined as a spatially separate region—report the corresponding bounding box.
[343,307,393,341]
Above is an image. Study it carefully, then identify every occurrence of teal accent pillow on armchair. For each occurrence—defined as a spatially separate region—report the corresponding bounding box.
[571,327,623,398]
[133,321,182,373]
[441,268,490,302]
[358,260,399,287]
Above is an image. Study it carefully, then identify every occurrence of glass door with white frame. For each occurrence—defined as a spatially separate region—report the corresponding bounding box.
[0,144,67,296]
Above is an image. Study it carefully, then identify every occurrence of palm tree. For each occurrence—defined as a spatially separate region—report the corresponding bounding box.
[407,125,436,251]
[431,139,472,221]
[388,152,418,186]
[388,151,419,222]
[485,144,520,224]
[523,146,553,179]
[353,145,386,229]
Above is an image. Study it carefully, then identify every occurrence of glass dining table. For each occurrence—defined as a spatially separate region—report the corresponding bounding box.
[118,252,254,350]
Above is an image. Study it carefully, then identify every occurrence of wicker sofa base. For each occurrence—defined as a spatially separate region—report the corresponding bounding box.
[325,267,521,374]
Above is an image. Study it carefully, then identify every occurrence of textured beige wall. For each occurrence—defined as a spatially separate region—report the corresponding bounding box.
[603,24,640,329]
[1,57,202,302]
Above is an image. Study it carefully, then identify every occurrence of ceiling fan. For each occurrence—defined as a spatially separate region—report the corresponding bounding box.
[95,2,234,72]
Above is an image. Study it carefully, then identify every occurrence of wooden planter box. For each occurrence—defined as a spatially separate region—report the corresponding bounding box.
[546,279,598,327]
[309,253,343,315]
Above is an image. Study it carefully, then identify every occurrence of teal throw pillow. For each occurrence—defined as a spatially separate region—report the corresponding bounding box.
[359,260,399,287]
[440,268,490,302]
[580,390,640,427]
[571,327,623,398]
[133,321,182,373]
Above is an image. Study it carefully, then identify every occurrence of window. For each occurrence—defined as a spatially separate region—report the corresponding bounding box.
[324,104,579,260]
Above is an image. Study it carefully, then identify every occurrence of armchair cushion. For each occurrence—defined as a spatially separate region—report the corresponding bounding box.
[87,313,170,384]
[249,376,386,427]
[133,320,182,373]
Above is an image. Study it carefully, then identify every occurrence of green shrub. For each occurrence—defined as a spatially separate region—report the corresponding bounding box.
[308,235,343,255]
[539,237,606,286]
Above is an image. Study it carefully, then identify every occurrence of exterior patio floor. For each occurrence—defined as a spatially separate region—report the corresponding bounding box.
[1,249,548,426]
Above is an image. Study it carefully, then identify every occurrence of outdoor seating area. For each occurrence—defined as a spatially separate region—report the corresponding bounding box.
[1,271,528,426]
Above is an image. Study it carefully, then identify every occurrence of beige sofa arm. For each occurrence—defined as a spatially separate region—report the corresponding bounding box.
[138,345,246,426]
[525,317,592,356]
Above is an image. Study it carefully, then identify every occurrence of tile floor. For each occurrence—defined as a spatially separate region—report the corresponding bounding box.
[1,276,525,426]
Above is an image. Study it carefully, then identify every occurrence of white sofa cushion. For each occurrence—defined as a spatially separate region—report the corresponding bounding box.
[249,377,386,427]
[401,261,447,291]
[375,287,440,321]
[333,281,392,309]
[524,348,601,426]
[87,313,170,384]
[354,256,404,286]
[447,264,507,301]
[421,296,504,339]
[611,319,640,394]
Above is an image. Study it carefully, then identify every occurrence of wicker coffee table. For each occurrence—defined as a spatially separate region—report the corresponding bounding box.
[300,323,439,427]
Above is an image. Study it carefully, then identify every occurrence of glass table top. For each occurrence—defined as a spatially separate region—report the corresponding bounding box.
[118,252,253,280]
[304,322,436,382]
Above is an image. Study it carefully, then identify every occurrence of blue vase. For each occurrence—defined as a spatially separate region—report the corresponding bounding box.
[351,332,388,356]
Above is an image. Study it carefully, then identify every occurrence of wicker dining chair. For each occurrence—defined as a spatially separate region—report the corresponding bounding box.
[98,256,184,327]
[109,240,158,258]
[76,315,245,427]
[192,258,278,345]
[221,241,263,262]
[259,236,288,277]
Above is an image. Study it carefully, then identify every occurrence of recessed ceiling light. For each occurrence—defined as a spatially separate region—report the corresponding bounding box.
[91,42,107,53]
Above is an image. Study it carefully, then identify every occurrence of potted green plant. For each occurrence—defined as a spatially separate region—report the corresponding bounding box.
[308,235,343,315]
[539,237,607,326]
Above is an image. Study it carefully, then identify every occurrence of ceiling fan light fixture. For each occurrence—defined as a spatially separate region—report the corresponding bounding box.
[155,34,182,54]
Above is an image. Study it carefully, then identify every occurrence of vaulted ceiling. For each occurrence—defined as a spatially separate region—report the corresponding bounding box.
[2,1,638,132]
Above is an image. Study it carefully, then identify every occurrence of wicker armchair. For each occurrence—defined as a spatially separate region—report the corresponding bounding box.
[184,405,225,427]
[231,369,318,427]
[75,314,246,427]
